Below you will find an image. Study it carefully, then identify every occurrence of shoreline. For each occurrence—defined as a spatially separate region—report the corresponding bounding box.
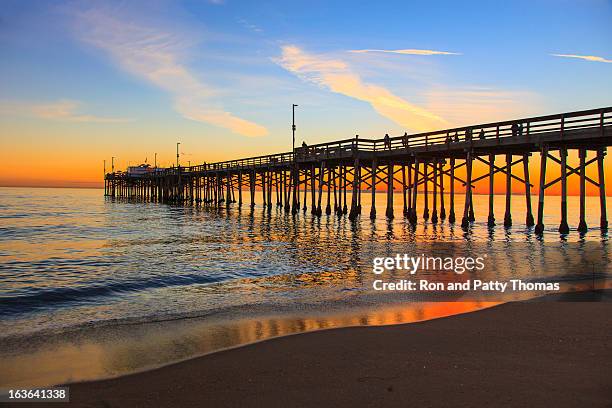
[10,290,611,407]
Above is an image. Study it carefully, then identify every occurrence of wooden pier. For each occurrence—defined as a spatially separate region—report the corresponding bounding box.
[105,107,612,234]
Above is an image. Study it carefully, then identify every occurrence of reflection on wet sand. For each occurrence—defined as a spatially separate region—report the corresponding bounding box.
[1,301,498,388]
[3,278,610,390]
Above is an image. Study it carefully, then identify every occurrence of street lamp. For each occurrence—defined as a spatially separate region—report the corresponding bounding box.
[111,156,115,173]
[154,152,157,168]
[176,142,180,167]
[292,104,298,156]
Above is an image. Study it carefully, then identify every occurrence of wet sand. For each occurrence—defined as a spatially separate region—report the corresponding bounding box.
[13,291,612,407]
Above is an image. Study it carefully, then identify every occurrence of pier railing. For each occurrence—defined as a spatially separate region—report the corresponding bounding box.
[107,106,612,179]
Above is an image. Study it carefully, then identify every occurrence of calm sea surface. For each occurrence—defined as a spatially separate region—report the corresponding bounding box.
[0,186,610,387]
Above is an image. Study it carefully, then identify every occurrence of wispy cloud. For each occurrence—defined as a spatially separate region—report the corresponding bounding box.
[424,87,540,127]
[0,100,130,123]
[238,18,263,33]
[72,7,268,137]
[350,49,461,56]
[551,53,612,63]
[275,45,448,132]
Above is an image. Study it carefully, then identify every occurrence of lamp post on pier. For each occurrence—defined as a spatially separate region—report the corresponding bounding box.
[111,157,115,173]
[176,142,180,168]
[292,104,298,158]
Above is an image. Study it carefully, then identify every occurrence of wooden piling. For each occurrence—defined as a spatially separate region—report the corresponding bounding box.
[349,158,360,220]
[449,158,456,223]
[431,161,438,223]
[370,159,377,220]
[386,163,394,219]
[402,165,407,217]
[597,147,608,231]
[559,147,570,234]
[439,161,446,220]
[535,146,548,234]
[303,168,308,213]
[524,154,534,227]
[461,151,473,229]
[487,154,495,227]
[504,153,512,227]
[577,149,587,233]
[311,165,317,215]
[410,159,419,224]
[316,162,324,216]
[342,166,348,214]
[423,162,429,220]
[325,166,332,215]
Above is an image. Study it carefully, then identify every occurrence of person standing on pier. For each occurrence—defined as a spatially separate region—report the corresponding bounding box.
[465,127,473,141]
[512,122,519,137]
[384,133,391,150]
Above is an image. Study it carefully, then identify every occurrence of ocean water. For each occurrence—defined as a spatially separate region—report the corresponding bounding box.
[0,186,610,387]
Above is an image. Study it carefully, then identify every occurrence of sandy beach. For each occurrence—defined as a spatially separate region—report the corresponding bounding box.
[9,290,609,408]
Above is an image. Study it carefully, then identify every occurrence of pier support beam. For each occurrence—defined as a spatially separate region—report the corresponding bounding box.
[386,163,394,219]
[577,149,588,233]
[349,158,360,220]
[292,166,300,215]
[597,147,608,231]
[370,159,377,220]
[431,161,438,223]
[325,166,332,215]
[449,158,456,223]
[461,152,473,229]
[303,168,308,213]
[410,159,419,224]
[311,165,317,215]
[559,147,570,234]
[406,163,413,217]
[316,162,324,216]
[238,172,243,207]
[487,154,495,227]
[535,146,548,234]
[250,172,255,208]
[402,165,407,217]
[504,153,512,227]
[423,162,429,220]
[439,161,446,220]
[524,154,535,227]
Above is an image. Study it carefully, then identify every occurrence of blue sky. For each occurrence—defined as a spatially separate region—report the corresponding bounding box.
[0,0,611,184]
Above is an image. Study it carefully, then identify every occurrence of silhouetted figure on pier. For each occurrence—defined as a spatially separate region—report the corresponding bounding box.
[518,123,524,137]
[479,129,485,140]
[465,128,472,141]
[454,132,459,142]
[511,122,519,137]
[445,132,452,145]
[384,134,391,150]
[402,132,409,148]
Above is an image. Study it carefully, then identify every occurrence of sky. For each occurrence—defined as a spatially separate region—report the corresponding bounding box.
[0,0,611,190]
